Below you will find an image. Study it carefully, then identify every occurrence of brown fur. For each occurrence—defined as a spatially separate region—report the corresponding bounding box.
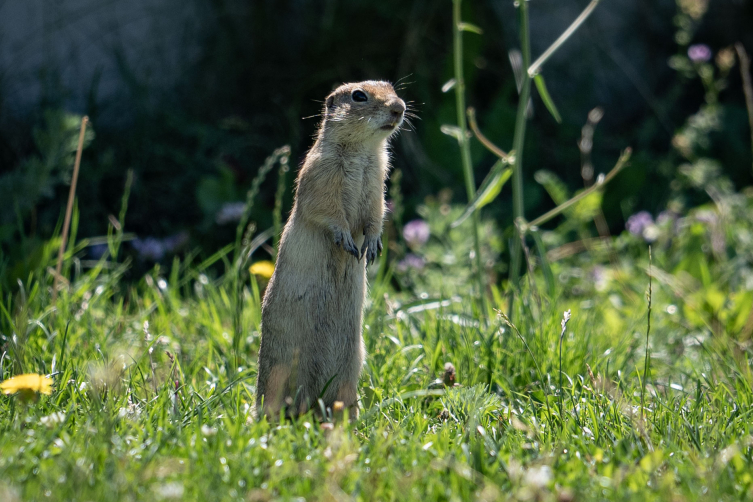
[256,81,405,419]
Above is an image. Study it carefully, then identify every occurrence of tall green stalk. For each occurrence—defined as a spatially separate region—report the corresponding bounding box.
[509,0,532,311]
[641,247,653,423]
[452,0,484,306]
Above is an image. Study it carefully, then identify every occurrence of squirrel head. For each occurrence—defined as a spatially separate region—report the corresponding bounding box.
[321,81,406,145]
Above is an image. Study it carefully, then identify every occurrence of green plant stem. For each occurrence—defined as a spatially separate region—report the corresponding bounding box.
[452,0,484,307]
[527,0,601,78]
[641,247,653,423]
[559,324,564,425]
[559,309,571,429]
[467,107,509,161]
[509,0,532,311]
[110,169,134,260]
[524,148,632,230]
[735,43,753,174]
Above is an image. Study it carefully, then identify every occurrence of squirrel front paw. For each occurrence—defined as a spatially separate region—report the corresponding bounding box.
[360,233,383,265]
[332,227,360,260]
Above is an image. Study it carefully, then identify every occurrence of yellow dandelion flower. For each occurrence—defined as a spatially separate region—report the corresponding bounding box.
[249,260,275,279]
[1,373,53,397]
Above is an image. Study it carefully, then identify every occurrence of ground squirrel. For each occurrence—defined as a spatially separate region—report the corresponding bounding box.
[256,81,406,418]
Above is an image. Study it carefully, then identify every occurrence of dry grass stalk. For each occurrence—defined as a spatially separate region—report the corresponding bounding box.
[53,116,89,301]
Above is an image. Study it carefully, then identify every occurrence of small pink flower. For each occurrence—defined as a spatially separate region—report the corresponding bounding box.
[626,211,653,236]
[397,254,425,272]
[688,44,712,63]
[403,219,430,248]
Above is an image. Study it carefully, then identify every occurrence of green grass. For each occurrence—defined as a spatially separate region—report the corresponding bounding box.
[2,198,753,501]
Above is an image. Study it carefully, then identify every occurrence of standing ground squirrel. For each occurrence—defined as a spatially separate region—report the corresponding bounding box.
[256,81,406,418]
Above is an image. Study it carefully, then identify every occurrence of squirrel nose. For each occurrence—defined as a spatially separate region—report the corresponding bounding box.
[389,100,406,119]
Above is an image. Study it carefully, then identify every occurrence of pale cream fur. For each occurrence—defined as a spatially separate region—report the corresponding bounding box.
[256,81,405,419]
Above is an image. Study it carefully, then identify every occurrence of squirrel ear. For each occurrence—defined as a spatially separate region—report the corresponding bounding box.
[325,95,335,109]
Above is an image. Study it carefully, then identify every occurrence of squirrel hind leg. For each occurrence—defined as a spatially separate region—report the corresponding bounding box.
[257,364,292,420]
[335,381,359,419]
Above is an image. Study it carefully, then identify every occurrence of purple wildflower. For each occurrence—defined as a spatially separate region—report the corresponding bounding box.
[132,232,189,261]
[403,219,430,249]
[397,253,426,272]
[626,211,654,236]
[688,44,712,63]
[132,238,165,261]
[215,202,246,224]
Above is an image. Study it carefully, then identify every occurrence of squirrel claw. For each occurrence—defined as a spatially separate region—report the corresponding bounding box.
[334,228,360,260]
[361,235,382,266]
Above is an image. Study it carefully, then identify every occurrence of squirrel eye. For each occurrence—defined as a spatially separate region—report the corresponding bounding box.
[351,90,368,102]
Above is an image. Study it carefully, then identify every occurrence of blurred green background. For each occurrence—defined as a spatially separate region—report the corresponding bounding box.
[1,0,751,283]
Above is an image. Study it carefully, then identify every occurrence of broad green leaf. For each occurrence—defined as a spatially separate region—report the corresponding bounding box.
[534,74,562,123]
[452,160,512,227]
